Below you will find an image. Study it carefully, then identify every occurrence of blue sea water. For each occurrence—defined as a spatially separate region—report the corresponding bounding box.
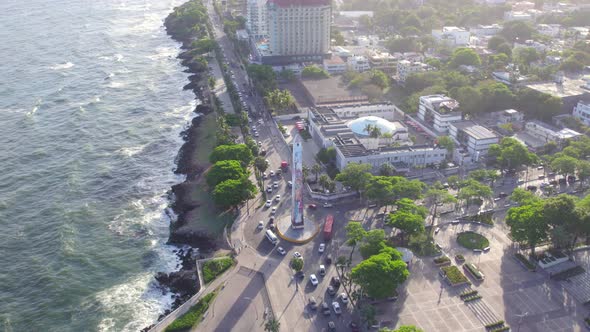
[0,0,197,331]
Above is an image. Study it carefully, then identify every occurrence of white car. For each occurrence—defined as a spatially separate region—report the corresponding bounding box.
[275,195,281,202]
[271,207,277,215]
[257,221,264,229]
[340,293,349,304]
[266,185,273,193]
[309,274,319,286]
[293,251,302,259]
[273,181,279,188]
[253,132,259,137]
[265,200,272,207]
[332,302,341,315]
[318,243,325,253]
[270,170,275,177]
[323,202,333,208]
[277,247,286,255]
[257,141,262,146]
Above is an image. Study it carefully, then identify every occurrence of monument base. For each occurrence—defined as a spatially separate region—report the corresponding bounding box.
[276,215,320,244]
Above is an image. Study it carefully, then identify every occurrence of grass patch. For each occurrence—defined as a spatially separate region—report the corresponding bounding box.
[441,266,470,285]
[183,183,237,236]
[457,231,489,250]
[514,253,536,271]
[433,256,451,266]
[165,289,219,332]
[202,256,234,283]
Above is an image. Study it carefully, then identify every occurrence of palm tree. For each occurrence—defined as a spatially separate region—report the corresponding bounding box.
[319,174,330,191]
[311,163,322,182]
[363,124,374,136]
[302,165,310,181]
[264,317,280,332]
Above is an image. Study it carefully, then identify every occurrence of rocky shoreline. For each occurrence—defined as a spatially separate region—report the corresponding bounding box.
[142,1,221,330]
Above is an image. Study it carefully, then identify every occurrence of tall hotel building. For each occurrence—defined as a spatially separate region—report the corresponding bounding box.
[265,0,331,64]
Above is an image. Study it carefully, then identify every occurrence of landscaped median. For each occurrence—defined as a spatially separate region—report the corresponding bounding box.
[440,265,470,286]
[433,256,451,266]
[457,231,489,250]
[202,256,235,284]
[165,288,219,332]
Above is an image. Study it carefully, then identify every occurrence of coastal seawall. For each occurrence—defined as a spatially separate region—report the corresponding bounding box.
[142,1,221,329]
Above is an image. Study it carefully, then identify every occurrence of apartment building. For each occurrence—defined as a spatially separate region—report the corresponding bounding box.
[449,121,499,161]
[246,0,268,39]
[525,120,582,145]
[573,100,590,126]
[432,27,470,47]
[397,60,434,83]
[417,95,462,133]
[267,0,331,60]
[347,55,370,72]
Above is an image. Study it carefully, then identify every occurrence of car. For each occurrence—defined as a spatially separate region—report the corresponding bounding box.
[270,170,275,176]
[265,200,272,207]
[568,175,577,183]
[309,274,319,286]
[287,181,293,187]
[517,179,525,185]
[308,204,317,209]
[527,185,537,191]
[293,251,302,259]
[434,227,440,234]
[276,168,281,175]
[259,149,266,156]
[253,132,259,137]
[328,321,336,331]
[548,172,556,178]
[277,247,286,255]
[325,254,332,265]
[319,243,325,253]
[340,293,349,304]
[262,172,267,179]
[540,182,550,188]
[451,220,460,225]
[266,185,273,193]
[435,242,443,250]
[537,165,544,170]
[257,141,262,146]
[309,297,318,310]
[319,264,326,276]
[269,216,275,223]
[331,276,341,288]
[322,302,331,315]
[268,223,275,230]
[271,207,277,214]
[273,181,279,188]
[493,197,501,202]
[549,180,558,186]
[252,125,257,131]
[559,178,567,185]
[332,302,342,315]
[498,192,508,198]
[538,175,546,179]
[327,285,336,296]
[275,195,280,202]
[323,202,333,208]
[257,221,264,229]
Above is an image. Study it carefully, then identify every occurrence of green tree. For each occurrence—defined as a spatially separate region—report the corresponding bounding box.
[264,89,295,113]
[514,47,540,69]
[359,229,387,259]
[388,210,425,245]
[264,318,280,332]
[379,163,395,176]
[335,163,373,195]
[551,155,578,179]
[487,137,537,173]
[370,69,390,89]
[437,136,455,155]
[319,174,330,191]
[345,222,367,263]
[290,257,304,272]
[351,253,409,299]
[501,20,535,41]
[451,86,482,115]
[488,35,509,50]
[209,144,254,166]
[301,65,330,79]
[424,188,457,227]
[479,81,515,113]
[311,163,322,182]
[510,188,540,205]
[449,48,482,68]
[391,178,425,201]
[365,176,395,207]
[206,160,245,187]
[506,201,548,256]
[360,304,377,329]
[544,195,581,252]
[577,160,590,187]
[254,156,268,173]
[458,179,493,207]
[247,64,277,94]
[212,177,257,208]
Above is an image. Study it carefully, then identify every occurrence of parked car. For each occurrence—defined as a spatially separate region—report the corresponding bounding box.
[322,302,331,315]
[328,321,336,331]
[323,202,333,208]
[526,185,537,191]
[325,254,332,265]
[332,302,342,315]
[331,276,341,288]
[309,297,318,310]
[277,247,286,255]
[308,204,317,209]
[275,195,280,202]
[318,243,325,253]
[288,181,293,187]
[273,181,279,188]
[498,192,508,198]
[271,207,277,215]
[266,185,273,193]
[293,252,302,259]
[265,200,272,207]
[327,285,336,296]
[257,221,264,229]
[309,274,319,286]
[319,264,326,276]
[340,293,349,304]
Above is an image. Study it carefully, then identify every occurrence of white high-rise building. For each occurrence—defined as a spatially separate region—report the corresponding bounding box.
[246,0,268,39]
[267,0,331,58]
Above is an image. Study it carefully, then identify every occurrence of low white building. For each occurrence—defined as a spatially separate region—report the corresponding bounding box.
[525,120,583,145]
[497,109,525,124]
[504,11,534,21]
[347,55,370,72]
[397,60,434,83]
[330,103,401,121]
[475,0,506,5]
[417,95,462,133]
[307,108,447,172]
[573,100,590,126]
[537,24,562,37]
[449,121,500,161]
[367,51,398,73]
[432,27,471,47]
[332,46,353,58]
[323,54,347,74]
[470,24,502,37]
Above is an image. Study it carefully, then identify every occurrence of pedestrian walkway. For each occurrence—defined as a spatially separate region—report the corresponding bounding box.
[562,271,590,304]
[464,298,501,326]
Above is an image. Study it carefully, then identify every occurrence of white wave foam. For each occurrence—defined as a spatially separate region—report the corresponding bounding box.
[114,54,124,62]
[117,144,147,158]
[107,81,126,89]
[50,62,74,70]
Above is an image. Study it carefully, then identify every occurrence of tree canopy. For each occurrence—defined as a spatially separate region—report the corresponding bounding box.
[487,137,537,172]
[212,177,257,208]
[209,144,254,166]
[351,252,409,299]
[507,201,549,256]
[335,163,373,194]
[301,65,330,79]
[449,48,482,68]
[206,160,245,187]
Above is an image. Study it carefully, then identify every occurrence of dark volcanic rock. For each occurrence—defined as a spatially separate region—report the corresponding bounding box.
[168,226,217,250]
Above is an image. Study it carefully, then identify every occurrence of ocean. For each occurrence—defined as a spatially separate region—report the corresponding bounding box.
[0,0,197,331]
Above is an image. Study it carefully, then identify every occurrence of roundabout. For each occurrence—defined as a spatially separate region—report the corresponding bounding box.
[457,231,489,250]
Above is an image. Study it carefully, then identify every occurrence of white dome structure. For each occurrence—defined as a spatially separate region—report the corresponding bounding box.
[347,116,404,137]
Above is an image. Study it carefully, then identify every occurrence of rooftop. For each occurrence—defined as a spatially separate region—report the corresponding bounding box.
[268,0,330,7]
[301,77,369,106]
[324,54,345,65]
[420,95,460,114]
[347,116,407,137]
[451,121,498,140]
[526,78,590,98]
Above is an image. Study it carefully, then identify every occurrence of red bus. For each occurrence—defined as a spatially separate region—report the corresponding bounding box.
[323,215,334,240]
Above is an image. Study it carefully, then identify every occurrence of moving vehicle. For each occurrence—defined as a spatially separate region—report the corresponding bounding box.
[323,202,333,208]
[266,185,272,193]
[265,230,278,245]
[287,181,292,188]
[271,207,277,214]
[327,285,336,296]
[331,276,341,288]
[340,293,349,304]
[328,321,336,331]
[318,243,326,253]
[319,264,326,276]
[265,200,272,207]
[275,195,280,202]
[281,161,289,169]
[270,170,275,177]
[277,246,286,255]
[273,181,279,188]
[293,252,302,259]
[309,274,319,286]
[323,215,334,240]
[257,221,264,229]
